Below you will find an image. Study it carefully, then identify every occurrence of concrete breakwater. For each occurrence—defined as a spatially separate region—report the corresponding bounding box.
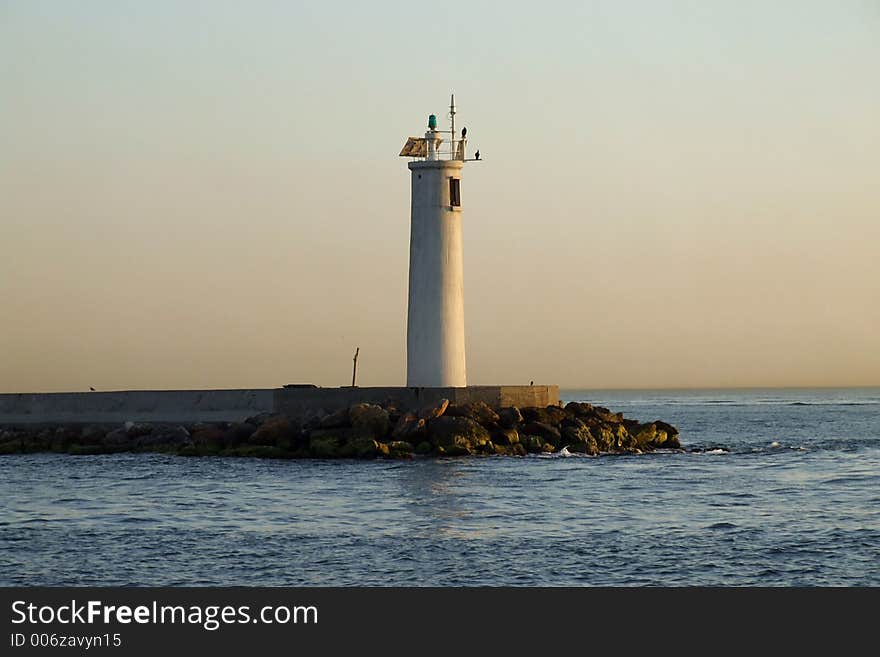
[0,389,276,424]
[0,399,680,458]
[0,385,558,425]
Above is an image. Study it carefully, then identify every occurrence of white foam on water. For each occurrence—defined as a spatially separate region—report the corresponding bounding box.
[536,446,587,459]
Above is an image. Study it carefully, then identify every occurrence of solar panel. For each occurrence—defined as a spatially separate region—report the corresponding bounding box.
[399,137,427,157]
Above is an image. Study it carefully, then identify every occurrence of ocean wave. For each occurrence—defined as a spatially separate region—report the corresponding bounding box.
[689,447,731,454]
[564,396,879,408]
[707,522,738,530]
[536,447,593,459]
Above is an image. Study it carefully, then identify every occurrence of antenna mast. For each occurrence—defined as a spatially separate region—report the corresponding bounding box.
[449,93,456,158]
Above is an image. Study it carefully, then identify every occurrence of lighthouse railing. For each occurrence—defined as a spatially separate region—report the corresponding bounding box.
[420,134,467,161]
[400,134,469,162]
[437,135,466,161]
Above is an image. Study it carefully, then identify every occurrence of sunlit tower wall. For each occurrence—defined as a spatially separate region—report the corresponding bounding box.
[400,96,473,387]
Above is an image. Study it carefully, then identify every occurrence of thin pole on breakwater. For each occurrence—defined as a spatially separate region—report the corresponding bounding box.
[351,347,359,387]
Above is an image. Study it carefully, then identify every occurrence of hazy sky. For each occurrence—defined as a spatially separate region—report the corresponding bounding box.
[1,1,878,391]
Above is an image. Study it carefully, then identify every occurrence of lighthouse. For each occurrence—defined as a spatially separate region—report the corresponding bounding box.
[400,95,473,387]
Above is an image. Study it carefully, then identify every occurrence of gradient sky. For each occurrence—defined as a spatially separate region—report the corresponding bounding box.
[1,1,878,391]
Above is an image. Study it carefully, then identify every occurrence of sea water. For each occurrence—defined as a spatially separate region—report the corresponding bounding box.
[1,388,877,586]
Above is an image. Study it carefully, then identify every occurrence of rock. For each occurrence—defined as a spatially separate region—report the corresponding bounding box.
[0,438,22,454]
[498,406,523,428]
[250,415,296,446]
[379,398,407,425]
[336,440,357,458]
[22,430,51,452]
[622,418,641,432]
[560,416,587,431]
[477,441,497,455]
[147,425,191,447]
[521,406,567,426]
[521,422,561,447]
[646,421,681,449]
[518,434,557,453]
[592,426,615,452]
[563,402,623,424]
[53,427,80,451]
[124,422,153,438]
[80,425,107,445]
[351,437,381,458]
[440,444,472,457]
[564,401,596,418]
[103,428,132,448]
[560,419,598,454]
[567,441,597,454]
[309,427,354,442]
[191,426,227,449]
[654,420,679,436]
[615,424,633,450]
[301,412,324,431]
[522,435,545,454]
[225,422,257,446]
[319,407,350,429]
[4,431,30,452]
[135,433,171,448]
[244,411,273,427]
[600,410,624,424]
[492,427,520,445]
[427,416,491,454]
[310,435,341,458]
[392,413,426,441]
[415,441,433,455]
[630,423,659,449]
[445,401,500,426]
[418,398,449,421]
[653,420,676,433]
[349,403,390,439]
[387,441,414,458]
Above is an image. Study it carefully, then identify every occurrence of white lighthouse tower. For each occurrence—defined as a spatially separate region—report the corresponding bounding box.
[400,95,474,387]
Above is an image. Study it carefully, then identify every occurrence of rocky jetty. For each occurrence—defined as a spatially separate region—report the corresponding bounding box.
[0,401,680,459]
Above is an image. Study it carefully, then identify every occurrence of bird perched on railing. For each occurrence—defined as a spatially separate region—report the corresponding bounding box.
[475,150,480,160]
[461,127,467,138]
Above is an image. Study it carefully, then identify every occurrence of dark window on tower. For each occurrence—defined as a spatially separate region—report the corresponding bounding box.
[449,178,461,207]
